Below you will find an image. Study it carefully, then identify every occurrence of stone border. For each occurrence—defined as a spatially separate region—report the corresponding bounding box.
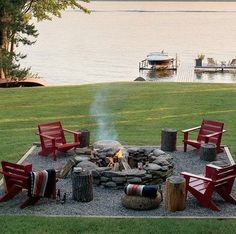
[0,214,235,219]
[224,146,235,165]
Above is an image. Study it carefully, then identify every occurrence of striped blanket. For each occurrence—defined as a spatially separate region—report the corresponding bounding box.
[28,169,55,198]
[124,184,158,198]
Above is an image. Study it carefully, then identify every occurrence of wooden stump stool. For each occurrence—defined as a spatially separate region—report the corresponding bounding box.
[161,128,177,152]
[77,129,90,148]
[200,143,216,162]
[165,176,186,212]
[72,169,93,202]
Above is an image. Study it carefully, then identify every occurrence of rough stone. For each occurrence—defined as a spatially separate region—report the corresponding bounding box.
[150,170,164,176]
[101,171,126,178]
[93,179,101,185]
[160,166,169,171]
[152,158,170,166]
[104,181,117,188]
[91,170,101,178]
[127,177,142,183]
[161,154,173,162]
[95,167,111,172]
[74,155,90,163]
[74,148,92,155]
[134,76,146,81]
[112,177,127,183]
[100,176,110,182]
[77,161,98,171]
[152,149,166,157]
[123,169,146,177]
[121,193,162,210]
[141,174,153,180]
[144,163,162,171]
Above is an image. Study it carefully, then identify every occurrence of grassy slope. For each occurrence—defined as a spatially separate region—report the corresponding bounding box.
[0,82,236,232]
[0,82,236,162]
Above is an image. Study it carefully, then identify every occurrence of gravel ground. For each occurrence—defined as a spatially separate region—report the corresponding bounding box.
[0,146,235,217]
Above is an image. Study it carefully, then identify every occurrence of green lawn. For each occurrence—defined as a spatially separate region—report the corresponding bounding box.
[0,82,236,162]
[0,216,235,234]
[0,82,236,233]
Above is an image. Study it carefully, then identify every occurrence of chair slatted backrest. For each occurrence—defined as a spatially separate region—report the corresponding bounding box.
[197,119,224,145]
[38,121,66,148]
[211,165,236,187]
[1,161,29,189]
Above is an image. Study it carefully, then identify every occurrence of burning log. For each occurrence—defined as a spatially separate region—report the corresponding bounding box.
[120,160,131,170]
[113,162,120,171]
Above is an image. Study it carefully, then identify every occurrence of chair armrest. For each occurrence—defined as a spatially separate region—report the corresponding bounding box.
[205,130,226,138]
[63,128,80,135]
[206,164,222,170]
[63,129,81,143]
[182,126,201,133]
[181,172,213,182]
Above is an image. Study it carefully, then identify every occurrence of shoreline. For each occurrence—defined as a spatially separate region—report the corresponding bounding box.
[90,0,236,3]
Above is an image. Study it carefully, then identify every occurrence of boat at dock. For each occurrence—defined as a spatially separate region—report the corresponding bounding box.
[139,51,178,71]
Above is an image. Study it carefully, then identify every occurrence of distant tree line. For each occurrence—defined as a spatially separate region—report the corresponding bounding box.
[0,0,90,80]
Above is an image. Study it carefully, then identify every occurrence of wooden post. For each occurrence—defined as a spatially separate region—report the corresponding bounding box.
[165,176,186,212]
[161,128,177,152]
[200,143,216,162]
[72,170,93,202]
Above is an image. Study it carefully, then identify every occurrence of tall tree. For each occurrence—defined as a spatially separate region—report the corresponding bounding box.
[0,0,90,80]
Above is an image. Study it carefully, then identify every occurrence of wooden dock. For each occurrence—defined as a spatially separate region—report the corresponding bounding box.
[194,65,236,73]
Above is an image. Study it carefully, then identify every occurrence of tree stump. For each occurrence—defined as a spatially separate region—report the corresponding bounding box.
[78,129,90,148]
[72,170,93,202]
[165,176,186,212]
[200,143,216,162]
[161,128,177,152]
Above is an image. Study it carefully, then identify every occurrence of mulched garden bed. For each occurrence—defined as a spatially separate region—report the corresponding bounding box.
[0,145,235,217]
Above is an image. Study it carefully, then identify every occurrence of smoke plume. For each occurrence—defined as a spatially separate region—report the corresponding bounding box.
[90,89,118,141]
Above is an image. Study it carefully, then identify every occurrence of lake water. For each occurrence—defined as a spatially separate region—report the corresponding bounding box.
[19,1,236,85]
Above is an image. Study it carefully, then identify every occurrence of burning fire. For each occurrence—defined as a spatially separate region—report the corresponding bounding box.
[115,149,124,159]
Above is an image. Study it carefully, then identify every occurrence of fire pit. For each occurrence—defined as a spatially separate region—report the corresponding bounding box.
[76,140,174,189]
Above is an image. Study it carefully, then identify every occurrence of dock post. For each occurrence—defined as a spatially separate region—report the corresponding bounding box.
[175,54,178,70]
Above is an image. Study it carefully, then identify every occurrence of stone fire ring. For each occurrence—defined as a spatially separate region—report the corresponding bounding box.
[76,141,174,189]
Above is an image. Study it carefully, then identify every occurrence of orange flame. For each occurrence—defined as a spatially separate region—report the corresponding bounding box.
[116,149,123,159]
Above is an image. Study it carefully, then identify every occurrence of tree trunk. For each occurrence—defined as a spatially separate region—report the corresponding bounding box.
[165,176,186,212]
[0,29,8,80]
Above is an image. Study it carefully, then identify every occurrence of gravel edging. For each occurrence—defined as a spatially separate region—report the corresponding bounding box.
[0,146,235,217]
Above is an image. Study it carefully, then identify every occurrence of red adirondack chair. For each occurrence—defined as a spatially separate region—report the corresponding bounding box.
[37,121,81,161]
[181,164,236,211]
[0,161,57,209]
[182,119,226,153]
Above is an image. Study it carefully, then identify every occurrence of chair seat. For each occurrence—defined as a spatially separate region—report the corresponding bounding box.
[189,177,210,195]
[56,142,80,151]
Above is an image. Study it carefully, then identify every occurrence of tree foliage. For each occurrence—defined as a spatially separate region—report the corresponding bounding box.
[0,0,90,80]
